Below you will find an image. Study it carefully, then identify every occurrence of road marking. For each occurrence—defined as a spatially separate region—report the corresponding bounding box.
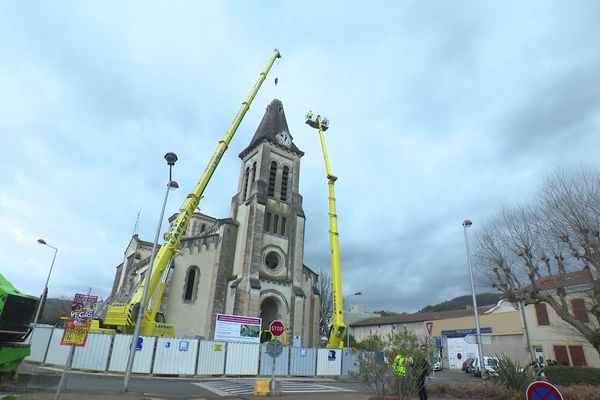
[193,379,356,396]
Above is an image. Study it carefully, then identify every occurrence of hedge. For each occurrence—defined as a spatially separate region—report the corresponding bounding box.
[545,365,600,386]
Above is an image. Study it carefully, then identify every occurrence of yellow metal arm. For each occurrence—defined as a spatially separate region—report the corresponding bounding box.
[307,113,346,348]
[105,49,281,333]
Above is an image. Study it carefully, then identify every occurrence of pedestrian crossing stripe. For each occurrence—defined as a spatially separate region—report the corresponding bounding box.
[193,379,356,396]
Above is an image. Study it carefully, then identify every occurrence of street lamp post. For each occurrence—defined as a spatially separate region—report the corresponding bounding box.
[32,239,58,328]
[462,219,485,379]
[346,291,362,348]
[124,152,178,392]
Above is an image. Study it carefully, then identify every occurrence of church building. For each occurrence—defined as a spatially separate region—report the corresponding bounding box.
[106,99,321,346]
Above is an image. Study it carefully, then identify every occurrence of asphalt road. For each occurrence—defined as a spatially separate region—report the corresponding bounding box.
[4,363,483,400]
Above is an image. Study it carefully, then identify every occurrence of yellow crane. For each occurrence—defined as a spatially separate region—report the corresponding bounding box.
[305,112,346,348]
[103,49,282,336]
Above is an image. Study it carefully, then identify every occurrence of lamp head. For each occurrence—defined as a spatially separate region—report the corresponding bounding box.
[169,180,179,189]
[37,239,47,245]
[463,219,473,228]
[164,152,178,166]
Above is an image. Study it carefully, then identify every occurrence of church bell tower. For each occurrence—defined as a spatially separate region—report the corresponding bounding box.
[227,99,312,340]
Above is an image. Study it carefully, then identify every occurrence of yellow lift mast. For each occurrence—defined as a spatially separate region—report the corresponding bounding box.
[104,49,282,336]
[305,112,346,348]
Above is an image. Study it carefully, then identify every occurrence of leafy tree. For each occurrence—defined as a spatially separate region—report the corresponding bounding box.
[474,168,600,355]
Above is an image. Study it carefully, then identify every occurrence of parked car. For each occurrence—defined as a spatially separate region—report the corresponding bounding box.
[462,357,474,373]
[470,356,499,377]
[432,358,442,371]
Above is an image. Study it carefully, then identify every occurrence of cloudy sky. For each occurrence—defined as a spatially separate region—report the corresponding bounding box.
[1,1,599,314]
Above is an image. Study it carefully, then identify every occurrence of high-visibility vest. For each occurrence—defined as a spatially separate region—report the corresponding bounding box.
[392,354,406,376]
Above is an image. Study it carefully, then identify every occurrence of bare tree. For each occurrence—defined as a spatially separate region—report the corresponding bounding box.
[474,168,600,355]
[318,270,333,341]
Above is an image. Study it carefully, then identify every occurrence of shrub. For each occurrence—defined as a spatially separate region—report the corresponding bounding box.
[429,382,520,400]
[489,355,535,391]
[353,330,436,399]
[545,365,600,386]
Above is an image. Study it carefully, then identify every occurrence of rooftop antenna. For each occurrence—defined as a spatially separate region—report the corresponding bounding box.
[132,209,141,236]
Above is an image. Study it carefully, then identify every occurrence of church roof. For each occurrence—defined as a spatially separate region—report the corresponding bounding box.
[239,99,304,158]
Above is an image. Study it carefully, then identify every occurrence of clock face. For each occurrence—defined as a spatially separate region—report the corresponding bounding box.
[276,131,292,146]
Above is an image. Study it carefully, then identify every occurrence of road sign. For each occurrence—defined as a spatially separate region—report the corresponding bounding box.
[425,321,433,336]
[269,320,285,337]
[266,340,283,357]
[526,381,564,400]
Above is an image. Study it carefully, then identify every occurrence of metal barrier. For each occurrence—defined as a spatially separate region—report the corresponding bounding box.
[25,325,53,363]
[108,334,155,374]
[72,333,112,371]
[342,349,359,375]
[316,348,342,375]
[28,330,354,377]
[153,337,198,376]
[289,347,317,376]
[196,340,226,375]
[43,329,71,366]
[259,344,289,376]
[225,342,259,375]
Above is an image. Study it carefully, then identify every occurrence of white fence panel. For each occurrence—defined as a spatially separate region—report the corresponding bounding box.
[289,347,317,376]
[44,329,70,366]
[153,337,198,376]
[225,342,259,375]
[108,334,155,374]
[196,340,226,375]
[25,326,53,363]
[342,350,360,375]
[316,348,342,376]
[259,345,289,376]
[72,333,112,371]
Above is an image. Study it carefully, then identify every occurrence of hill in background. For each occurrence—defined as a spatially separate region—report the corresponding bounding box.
[418,292,502,313]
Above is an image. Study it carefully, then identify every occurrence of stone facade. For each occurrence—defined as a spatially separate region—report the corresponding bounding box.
[106,99,320,346]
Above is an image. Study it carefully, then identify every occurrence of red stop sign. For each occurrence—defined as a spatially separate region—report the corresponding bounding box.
[269,320,285,337]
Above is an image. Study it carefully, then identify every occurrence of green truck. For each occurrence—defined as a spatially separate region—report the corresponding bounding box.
[0,273,38,382]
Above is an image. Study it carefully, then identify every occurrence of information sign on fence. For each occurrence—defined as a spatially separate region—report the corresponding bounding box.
[214,313,262,343]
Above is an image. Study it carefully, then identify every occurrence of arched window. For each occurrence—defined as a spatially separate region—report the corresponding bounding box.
[268,161,277,197]
[242,167,250,201]
[265,212,272,233]
[273,215,279,234]
[200,223,206,233]
[281,166,289,201]
[183,266,200,302]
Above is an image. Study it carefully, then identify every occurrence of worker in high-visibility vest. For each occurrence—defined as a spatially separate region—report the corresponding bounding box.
[392,354,406,376]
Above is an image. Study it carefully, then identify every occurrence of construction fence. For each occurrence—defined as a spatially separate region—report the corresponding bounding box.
[26,325,360,377]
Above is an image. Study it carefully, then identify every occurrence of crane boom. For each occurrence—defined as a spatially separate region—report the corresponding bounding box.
[306,113,346,348]
[104,49,282,335]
